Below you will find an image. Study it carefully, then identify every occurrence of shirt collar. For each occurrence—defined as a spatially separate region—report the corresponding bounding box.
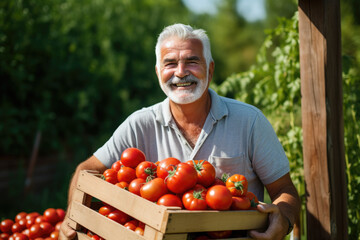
[156,88,228,126]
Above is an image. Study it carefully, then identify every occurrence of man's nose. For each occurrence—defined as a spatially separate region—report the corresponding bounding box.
[175,62,189,78]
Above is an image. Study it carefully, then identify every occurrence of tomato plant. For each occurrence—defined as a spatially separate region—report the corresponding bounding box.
[156,157,181,179]
[103,169,118,184]
[166,163,197,194]
[225,174,248,196]
[140,178,168,202]
[186,160,216,187]
[128,178,146,196]
[117,166,136,183]
[157,194,183,208]
[121,148,146,168]
[136,161,157,180]
[205,185,232,210]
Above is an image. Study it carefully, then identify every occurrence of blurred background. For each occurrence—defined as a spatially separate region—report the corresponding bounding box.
[1,0,359,238]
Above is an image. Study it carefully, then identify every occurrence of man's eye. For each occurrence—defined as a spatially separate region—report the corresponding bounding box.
[165,63,176,67]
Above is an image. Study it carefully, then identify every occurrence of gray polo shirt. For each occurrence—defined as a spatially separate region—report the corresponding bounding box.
[94,88,290,201]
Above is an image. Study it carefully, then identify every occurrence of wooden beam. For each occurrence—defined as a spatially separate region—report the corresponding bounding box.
[298,0,347,239]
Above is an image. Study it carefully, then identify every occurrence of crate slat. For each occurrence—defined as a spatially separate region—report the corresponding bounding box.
[70,201,146,240]
[76,170,171,231]
[164,210,268,233]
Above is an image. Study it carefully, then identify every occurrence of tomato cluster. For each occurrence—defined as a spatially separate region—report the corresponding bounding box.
[103,148,259,212]
[0,208,65,240]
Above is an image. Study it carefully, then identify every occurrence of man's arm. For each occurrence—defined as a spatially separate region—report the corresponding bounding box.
[249,173,301,240]
[59,155,108,240]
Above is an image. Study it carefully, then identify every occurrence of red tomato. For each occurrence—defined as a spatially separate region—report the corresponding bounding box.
[16,219,26,230]
[194,235,209,240]
[103,169,118,184]
[134,227,144,236]
[43,208,59,225]
[231,196,251,210]
[156,157,181,179]
[117,166,136,183]
[210,178,226,186]
[98,205,115,216]
[1,219,14,234]
[225,174,248,196]
[25,218,35,229]
[21,229,29,237]
[107,210,129,225]
[54,222,62,232]
[55,209,65,221]
[9,233,29,240]
[124,220,138,231]
[50,231,59,239]
[128,178,146,196]
[0,233,10,240]
[115,181,129,190]
[136,161,157,180]
[140,178,168,202]
[186,160,216,187]
[206,230,232,239]
[40,222,54,237]
[166,163,197,194]
[11,223,25,234]
[35,216,45,224]
[246,191,259,209]
[157,194,183,208]
[182,187,208,210]
[28,224,44,239]
[121,148,146,168]
[15,213,27,223]
[25,212,40,221]
[111,160,122,172]
[206,185,232,210]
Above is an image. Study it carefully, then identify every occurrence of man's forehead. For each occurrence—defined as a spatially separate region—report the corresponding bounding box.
[160,38,204,59]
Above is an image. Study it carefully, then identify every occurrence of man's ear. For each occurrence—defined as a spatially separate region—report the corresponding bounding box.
[208,61,215,83]
[155,65,159,79]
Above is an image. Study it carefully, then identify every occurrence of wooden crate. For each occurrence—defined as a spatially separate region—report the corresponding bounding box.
[68,170,268,240]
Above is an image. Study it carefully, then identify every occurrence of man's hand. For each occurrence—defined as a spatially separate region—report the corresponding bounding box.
[248,203,288,240]
[59,218,77,240]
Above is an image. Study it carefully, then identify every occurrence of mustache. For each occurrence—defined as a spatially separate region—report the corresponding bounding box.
[166,74,200,86]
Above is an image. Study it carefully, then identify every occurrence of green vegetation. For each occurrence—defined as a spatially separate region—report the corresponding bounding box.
[1,0,359,238]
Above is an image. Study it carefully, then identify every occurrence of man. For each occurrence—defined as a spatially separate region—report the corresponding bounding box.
[60,23,300,240]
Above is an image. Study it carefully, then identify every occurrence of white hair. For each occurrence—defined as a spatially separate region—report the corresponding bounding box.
[155,23,213,70]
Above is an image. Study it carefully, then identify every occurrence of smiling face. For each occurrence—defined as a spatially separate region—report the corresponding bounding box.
[156,37,213,105]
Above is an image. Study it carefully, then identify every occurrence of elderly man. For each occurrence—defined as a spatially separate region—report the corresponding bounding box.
[60,23,300,240]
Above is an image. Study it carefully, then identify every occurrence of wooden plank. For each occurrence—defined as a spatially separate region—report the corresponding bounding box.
[77,232,91,240]
[76,170,169,231]
[163,210,267,233]
[298,0,347,239]
[69,201,146,240]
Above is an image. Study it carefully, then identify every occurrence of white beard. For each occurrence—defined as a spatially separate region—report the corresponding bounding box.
[159,74,208,104]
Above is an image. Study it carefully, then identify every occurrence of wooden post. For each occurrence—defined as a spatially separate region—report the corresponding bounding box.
[298,0,347,239]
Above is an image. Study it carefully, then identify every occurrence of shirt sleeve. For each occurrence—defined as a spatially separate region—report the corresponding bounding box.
[93,117,137,168]
[249,112,290,185]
